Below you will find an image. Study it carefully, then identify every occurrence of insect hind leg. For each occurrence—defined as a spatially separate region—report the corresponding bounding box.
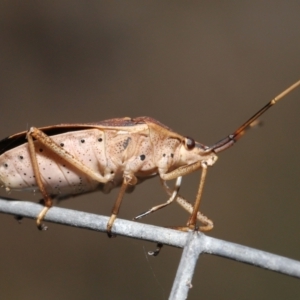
[27,126,111,230]
[27,130,53,230]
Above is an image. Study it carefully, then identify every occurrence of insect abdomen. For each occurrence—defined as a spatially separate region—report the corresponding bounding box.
[0,129,107,195]
[0,128,158,196]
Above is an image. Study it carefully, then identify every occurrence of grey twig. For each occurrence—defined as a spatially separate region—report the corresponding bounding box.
[0,197,299,300]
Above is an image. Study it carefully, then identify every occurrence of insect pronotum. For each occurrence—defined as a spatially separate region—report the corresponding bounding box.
[0,80,299,236]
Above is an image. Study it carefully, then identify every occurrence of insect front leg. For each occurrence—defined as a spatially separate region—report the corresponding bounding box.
[161,179,213,231]
[186,164,208,230]
[160,161,210,231]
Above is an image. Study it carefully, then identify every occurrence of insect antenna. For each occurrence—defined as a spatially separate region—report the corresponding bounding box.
[206,80,300,154]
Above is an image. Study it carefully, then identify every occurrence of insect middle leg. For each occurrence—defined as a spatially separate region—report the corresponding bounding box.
[107,173,138,237]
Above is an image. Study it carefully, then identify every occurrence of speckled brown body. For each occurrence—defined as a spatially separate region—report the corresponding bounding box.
[0,117,216,198]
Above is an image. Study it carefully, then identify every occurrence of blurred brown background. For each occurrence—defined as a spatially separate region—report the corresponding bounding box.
[1,1,300,299]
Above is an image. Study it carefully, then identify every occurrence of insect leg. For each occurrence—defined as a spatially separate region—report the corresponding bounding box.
[160,161,202,181]
[29,127,110,182]
[27,127,111,229]
[186,163,208,229]
[26,131,52,230]
[107,173,137,237]
[148,243,163,256]
[133,176,182,220]
[161,179,213,231]
[160,160,211,230]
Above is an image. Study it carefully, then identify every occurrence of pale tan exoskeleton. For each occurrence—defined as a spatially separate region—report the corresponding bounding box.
[0,80,299,236]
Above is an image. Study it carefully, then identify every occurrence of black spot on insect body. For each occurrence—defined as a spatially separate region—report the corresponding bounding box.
[60,143,64,147]
[4,163,8,168]
[163,153,166,157]
[48,177,51,180]
[171,153,174,158]
[98,138,103,142]
[19,155,24,160]
[81,139,85,143]
[140,154,146,161]
[39,148,43,152]
[123,137,131,150]
[23,173,26,176]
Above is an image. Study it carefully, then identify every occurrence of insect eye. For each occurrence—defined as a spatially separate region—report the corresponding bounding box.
[184,137,195,150]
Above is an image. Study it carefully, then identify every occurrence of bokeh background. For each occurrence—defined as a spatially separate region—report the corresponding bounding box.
[1,1,300,299]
